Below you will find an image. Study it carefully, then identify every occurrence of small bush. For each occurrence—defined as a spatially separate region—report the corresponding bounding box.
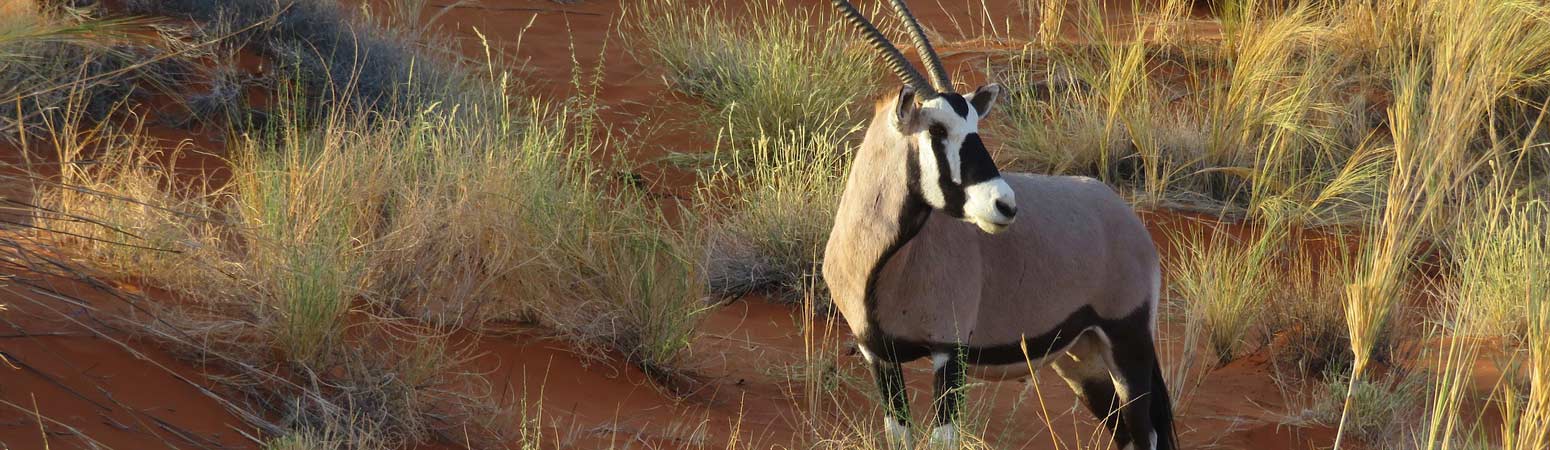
[0,2,176,142]
[124,0,467,117]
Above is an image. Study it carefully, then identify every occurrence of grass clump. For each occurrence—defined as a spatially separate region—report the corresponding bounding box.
[999,0,1387,224]
[30,96,505,448]
[227,92,385,365]
[1265,244,1361,379]
[32,86,704,444]
[1446,177,1550,341]
[699,122,854,302]
[1307,367,1426,443]
[1500,261,1550,450]
[357,95,707,374]
[1166,221,1285,365]
[630,0,876,303]
[627,0,878,141]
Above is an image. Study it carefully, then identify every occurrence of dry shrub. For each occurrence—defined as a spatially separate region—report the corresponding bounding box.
[1,2,176,143]
[122,0,466,116]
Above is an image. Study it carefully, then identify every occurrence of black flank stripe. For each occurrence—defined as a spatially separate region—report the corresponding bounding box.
[859,165,934,363]
[865,301,1154,367]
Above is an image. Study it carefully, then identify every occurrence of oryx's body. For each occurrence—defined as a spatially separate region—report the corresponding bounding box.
[820,1,1177,449]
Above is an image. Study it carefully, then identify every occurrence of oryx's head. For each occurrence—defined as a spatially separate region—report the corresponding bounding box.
[834,0,1015,234]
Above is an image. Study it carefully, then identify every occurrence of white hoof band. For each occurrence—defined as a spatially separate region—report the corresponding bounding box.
[884,416,911,448]
[929,424,960,449]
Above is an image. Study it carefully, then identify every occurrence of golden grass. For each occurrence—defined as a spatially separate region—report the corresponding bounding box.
[994,1,1550,446]
[1336,0,1550,446]
[1166,221,1284,365]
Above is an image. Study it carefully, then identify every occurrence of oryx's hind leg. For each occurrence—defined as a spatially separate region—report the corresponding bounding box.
[1103,320,1162,450]
[861,347,912,448]
[1051,331,1132,449]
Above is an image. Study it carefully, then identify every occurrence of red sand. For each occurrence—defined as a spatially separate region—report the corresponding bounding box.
[1,1,1385,449]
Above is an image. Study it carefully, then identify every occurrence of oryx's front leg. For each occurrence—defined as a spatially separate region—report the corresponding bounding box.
[929,350,964,448]
[863,347,912,448]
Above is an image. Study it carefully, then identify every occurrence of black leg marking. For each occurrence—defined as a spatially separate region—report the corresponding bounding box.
[1106,323,1160,450]
[1053,335,1133,449]
[931,350,966,429]
[872,358,910,426]
[1077,378,1131,448]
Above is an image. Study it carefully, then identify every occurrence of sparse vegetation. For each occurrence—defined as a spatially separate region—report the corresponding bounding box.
[6,0,703,447]
[7,0,1550,448]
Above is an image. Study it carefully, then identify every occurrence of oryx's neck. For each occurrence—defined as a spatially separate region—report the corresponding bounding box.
[824,107,931,336]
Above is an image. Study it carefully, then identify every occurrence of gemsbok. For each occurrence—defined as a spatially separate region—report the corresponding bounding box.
[820,1,1177,449]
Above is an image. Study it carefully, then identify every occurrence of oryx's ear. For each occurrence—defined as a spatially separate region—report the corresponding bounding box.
[894,84,920,130]
[968,83,1002,118]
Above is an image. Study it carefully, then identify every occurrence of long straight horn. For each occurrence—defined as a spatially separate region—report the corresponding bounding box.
[831,0,937,98]
[887,0,951,91]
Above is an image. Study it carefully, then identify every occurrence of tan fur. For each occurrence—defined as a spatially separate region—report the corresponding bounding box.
[823,95,1159,358]
[824,100,917,339]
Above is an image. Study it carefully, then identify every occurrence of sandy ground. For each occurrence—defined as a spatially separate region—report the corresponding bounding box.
[1,1,1352,449]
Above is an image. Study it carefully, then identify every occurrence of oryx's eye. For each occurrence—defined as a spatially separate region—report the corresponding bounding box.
[928,124,947,139]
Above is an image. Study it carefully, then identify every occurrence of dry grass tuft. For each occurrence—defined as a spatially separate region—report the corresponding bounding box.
[626,0,878,141]
[1445,175,1550,341]
[699,123,855,303]
[1166,221,1284,365]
